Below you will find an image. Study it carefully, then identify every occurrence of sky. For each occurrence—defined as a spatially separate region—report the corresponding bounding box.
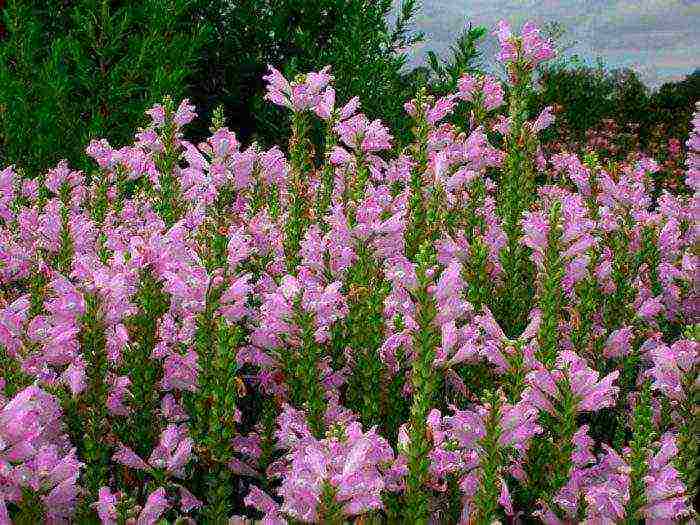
[400,0,700,88]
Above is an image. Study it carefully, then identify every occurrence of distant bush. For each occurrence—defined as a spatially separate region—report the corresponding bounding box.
[533,60,699,155]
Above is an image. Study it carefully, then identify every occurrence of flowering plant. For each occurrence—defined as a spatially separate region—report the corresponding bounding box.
[0,21,697,524]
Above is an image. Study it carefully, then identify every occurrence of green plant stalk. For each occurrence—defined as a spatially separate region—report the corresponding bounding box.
[406,89,431,261]
[185,283,244,522]
[152,97,185,227]
[344,244,388,430]
[117,272,170,459]
[404,243,440,523]
[284,111,314,271]
[472,391,504,525]
[523,382,577,515]
[281,303,327,438]
[72,294,110,518]
[318,482,345,525]
[625,380,654,523]
[537,201,564,368]
[676,324,699,501]
[316,117,338,225]
[497,76,537,336]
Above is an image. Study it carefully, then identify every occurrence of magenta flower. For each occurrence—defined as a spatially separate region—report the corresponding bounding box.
[603,326,634,359]
[0,166,16,222]
[161,348,199,393]
[147,424,193,477]
[244,486,286,525]
[524,351,619,415]
[177,485,202,513]
[685,103,700,190]
[254,406,400,522]
[649,338,699,402]
[427,396,541,519]
[173,99,196,127]
[105,375,131,416]
[334,114,392,153]
[0,386,81,520]
[263,65,335,118]
[426,95,457,126]
[642,433,693,520]
[94,487,119,525]
[529,105,555,134]
[137,487,169,525]
[112,443,148,471]
[637,295,665,319]
[520,21,556,64]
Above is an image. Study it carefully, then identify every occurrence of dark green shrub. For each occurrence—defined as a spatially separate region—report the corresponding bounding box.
[188,0,424,147]
[0,0,212,174]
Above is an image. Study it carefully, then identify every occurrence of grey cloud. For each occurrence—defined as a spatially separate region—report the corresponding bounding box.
[398,0,700,87]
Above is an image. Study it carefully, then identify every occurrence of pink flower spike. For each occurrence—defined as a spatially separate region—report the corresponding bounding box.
[137,487,169,525]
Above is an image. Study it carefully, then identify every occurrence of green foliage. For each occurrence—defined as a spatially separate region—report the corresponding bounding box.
[534,57,698,151]
[497,70,538,337]
[189,0,423,147]
[0,0,427,170]
[404,242,440,523]
[535,57,618,143]
[425,23,486,95]
[0,0,211,174]
[647,69,700,145]
[537,201,564,368]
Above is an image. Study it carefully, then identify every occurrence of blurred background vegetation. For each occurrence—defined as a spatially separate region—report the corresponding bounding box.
[0,0,697,175]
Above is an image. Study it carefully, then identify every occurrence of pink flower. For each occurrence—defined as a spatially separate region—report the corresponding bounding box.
[113,443,148,471]
[524,351,619,414]
[263,65,335,117]
[494,21,517,64]
[146,104,166,127]
[494,20,554,69]
[530,106,555,133]
[105,323,129,364]
[642,434,693,520]
[106,375,132,416]
[137,487,169,525]
[173,99,196,127]
[0,166,16,222]
[178,485,202,513]
[268,407,400,521]
[334,114,392,153]
[161,349,199,393]
[426,95,457,125]
[244,486,285,525]
[649,339,699,402]
[94,487,118,525]
[427,398,539,517]
[521,21,555,65]
[148,424,193,477]
[457,75,504,112]
[637,295,664,319]
[0,499,9,525]
[603,326,634,359]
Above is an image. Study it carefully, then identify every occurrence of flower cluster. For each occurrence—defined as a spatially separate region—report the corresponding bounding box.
[0,20,697,525]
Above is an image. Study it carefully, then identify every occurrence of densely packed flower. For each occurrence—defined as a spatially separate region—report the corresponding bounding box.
[0,20,697,524]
